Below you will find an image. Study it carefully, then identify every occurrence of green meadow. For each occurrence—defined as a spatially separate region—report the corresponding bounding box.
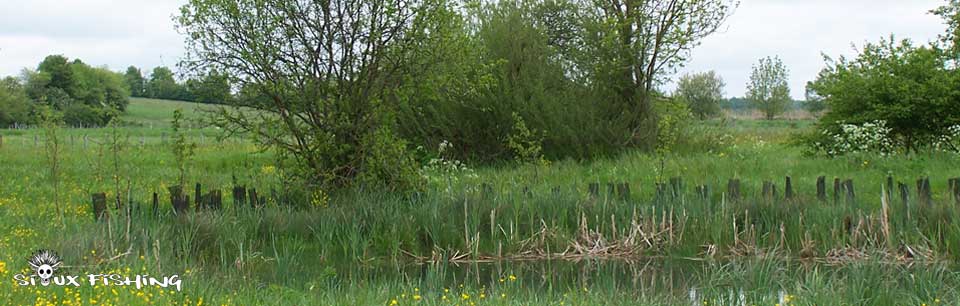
[0,98,958,305]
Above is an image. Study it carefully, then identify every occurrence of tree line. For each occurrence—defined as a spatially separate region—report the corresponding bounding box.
[123,66,234,104]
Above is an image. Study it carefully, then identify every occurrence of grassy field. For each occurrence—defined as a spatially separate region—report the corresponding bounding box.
[1,98,959,305]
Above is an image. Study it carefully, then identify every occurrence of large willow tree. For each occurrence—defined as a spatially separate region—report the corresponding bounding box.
[580,0,736,149]
[177,0,453,190]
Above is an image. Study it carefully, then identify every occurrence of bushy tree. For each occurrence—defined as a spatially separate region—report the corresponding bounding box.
[22,55,128,126]
[675,71,725,119]
[146,66,190,100]
[580,0,736,148]
[186,70,232,104]
[124,66,146,97]
[178,0,454,190]
[0,77,34,126]
[807,37,960,152]
[746,56,791,120]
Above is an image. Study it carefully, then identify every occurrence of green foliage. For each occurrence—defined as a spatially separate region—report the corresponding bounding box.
[654,97,694,153]
[146,66,191,101]
[185,70,232,104]
[124,66,146,97]
[178,0,450,191]
[807,37,960,152]
[0,77,34,126]
[170,108,196,187]
[19,55,129,126]
[747,56,791,120]
[675,71,725,119]
[506,112,548,165]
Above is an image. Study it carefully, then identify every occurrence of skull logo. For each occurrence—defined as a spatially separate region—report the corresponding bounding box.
[28,250,61,286]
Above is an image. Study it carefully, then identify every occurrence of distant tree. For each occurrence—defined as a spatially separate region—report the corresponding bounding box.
[0,77,34,126]
[186,70,232,104]
[808,37,960,151]
[146,66,190,100]
[675,71,725,119]
[746,56,791,120]
[124,66,146,97]
[802,84,827,114]
[37,55,75,93]
[22,55,128,126]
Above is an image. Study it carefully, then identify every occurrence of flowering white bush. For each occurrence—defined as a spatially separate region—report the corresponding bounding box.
[817,120,895,156]
[934,125,960,153]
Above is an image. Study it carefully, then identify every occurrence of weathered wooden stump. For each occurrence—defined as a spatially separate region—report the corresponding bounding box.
[843,179,856,205]
[784,176,794,200]
[727,179,741,201]
[233,185,247,207]
[816,176,826,201]
[761,181,776,202]
[588,183,600,198]
[248,188,261,209]
[169,185,190,215]
[195,183,202,211]
[695,185,710,200]
[917,178,932,207]
[833,178,841,204]
[898,182,910,222]
[152,192,159,217]
[92,193,107,221]
[616,183,631,201]
[669,177,683,199]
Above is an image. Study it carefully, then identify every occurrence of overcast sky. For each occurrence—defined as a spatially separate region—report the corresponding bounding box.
[0,0,949,99]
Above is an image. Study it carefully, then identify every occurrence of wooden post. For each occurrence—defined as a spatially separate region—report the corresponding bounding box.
[169,185,189,215]
[588,183,600,198]
[606,183,616,198]
[523,186,533,198]
[696,185,710,200]
[152,192,159,217]
[816,176,826,201]
[898,182,910,223]
[784,176,794,200]
[917,178,932,207]
[727,179,741,201]
[843,179,856,206]
[833,178,841,204]
[233,185,247,207]
[949,178,960,205]
[92,193,107,221]
[0,134,4,148]
[655,183,667,202]
[669,177,683,199]
[761,181,772,201]
[195,183,202,211]
[886,176,894,203]
[616,183,631,201]
[249,188,259,209]
[551,186,561,197]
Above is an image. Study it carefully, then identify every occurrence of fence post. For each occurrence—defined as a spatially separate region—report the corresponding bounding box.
[784,176,794,200]
[669,177,683,200]
[843,179,856,206]
[92,193,107,221]
[727,179,741,202]
[588,183,600,198]
[816,176,826,202]
[152,192,159,217]
[898,182,910,224]
[617,183,631,201]
[918,178,932,207]
[833,178,842,204]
